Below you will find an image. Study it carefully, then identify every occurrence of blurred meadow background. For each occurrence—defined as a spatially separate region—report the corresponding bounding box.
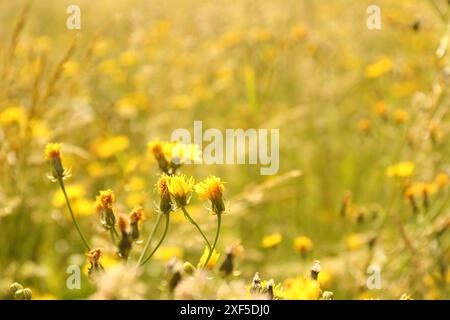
[0,0,449,299]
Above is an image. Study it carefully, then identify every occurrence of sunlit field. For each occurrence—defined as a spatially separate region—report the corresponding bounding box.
[0,0,449,300]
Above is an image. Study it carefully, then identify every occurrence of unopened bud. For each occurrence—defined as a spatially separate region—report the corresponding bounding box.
[14,288,32,300]
[9,282,23,295]
[310,260,321,280]
[183,262,196,275]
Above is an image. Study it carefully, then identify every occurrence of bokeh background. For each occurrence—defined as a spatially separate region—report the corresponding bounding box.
[0,0,449,299]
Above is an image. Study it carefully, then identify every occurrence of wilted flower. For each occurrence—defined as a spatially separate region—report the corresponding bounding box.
[156,174,173,213]
[129,207,144,241]
[118,214,132,260]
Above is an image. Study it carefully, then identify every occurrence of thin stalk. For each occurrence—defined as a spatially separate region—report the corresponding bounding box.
[137,212,163,265]
[58,178,91,251]
[181,206,212,255]
[139,213,170,266]
[205,212,221,267]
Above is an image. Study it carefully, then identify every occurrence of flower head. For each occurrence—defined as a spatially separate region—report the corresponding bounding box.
[129,207,144,240]
[195,176,226,214]
[261,232,282,249]
[86,248,103,276]
[167,174,195,207]
[294,236,313,254]
[94,189,115,211]
[156,174,173,213]
[45,142,71,181]
[45,143,62,160]
[386,162,415,178]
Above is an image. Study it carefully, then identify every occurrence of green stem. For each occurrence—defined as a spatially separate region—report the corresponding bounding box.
[139,213,170,266]
[137,212,163,265]
[205,212,221,267]
[58,178,91,251]
[181,206,212,255]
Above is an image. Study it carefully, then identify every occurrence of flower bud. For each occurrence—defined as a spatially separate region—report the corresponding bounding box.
[310,260,321,280]
[183,262,196,275]
[9,282,23,295]
[14,288,32,300]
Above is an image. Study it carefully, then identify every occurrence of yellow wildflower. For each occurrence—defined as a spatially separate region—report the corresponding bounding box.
[386,162,415,178]
[283,276,321,300]
[294,236,313,254]
[195,176,226,214]
[198,246,220,269]
[92,135,129,159]
[167,174,195,206]
[358,118,371,133]
[346,233,363,251]
[94,189,115,211]
[154,246,184,262]
[261,232,282,249]
[435,173,449,188]
[366,57,393,79]
[394,109,408,124]
[0,106,26,127]
[45,143,62,160]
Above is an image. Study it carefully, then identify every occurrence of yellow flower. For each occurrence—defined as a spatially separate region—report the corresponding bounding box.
[346,233,363,251]
[119,50,137,66]
[92,135,129,159]
[435,173,449,188]
[62,60,79,77]
[261,232,282,249]
[386,162,415,178]
[195,176,226,214]
[394,109,408,124]
[94,189,115,211]
[0,106,26,127]
[148,139,172,171]
[167,174,195,206]
[129,207,144,225]
[358,118,371,133]
[45,143,62,160]
[198,246,220,269]
[283,276,321,300]
[317,270,333,290]
[374,101,388,117]
[365,57,393,79]
[290,24,308,41]
[154,246,184,262]
[294,236,313,254]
